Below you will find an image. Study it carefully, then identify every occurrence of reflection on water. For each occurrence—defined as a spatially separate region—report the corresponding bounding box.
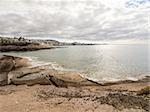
[1,45,149,82]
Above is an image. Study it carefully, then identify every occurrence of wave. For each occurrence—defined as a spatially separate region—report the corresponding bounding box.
[25,56,71,71]
[80,72,150,85]
[96,75,150,86]
[24,56,150,84]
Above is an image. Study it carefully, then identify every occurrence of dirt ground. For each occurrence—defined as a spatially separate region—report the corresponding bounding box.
[0,81,149,112]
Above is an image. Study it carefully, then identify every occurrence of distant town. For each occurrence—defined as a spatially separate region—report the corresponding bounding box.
[0,36,107,52]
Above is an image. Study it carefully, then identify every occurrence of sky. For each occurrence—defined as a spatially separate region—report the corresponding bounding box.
[0,0,149,44]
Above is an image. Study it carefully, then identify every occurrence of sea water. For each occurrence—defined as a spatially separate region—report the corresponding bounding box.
[1,44,149,82]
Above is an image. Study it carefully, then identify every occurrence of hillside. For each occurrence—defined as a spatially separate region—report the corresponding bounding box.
[0,37,61,52]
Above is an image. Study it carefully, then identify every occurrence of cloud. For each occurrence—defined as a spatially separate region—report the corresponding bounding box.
[0,0,149,43]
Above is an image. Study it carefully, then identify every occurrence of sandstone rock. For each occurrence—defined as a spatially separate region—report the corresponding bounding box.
[47,70,98,87]
[14,56,29,68]
[0,72,9,85]
[8,67,69,86]
[8,66,98,87]
[8,67,47,85]
[0,55,15,73]
[0,55,29,85]
[0,55,15,85]
[10,71,50,86]
[0,55,98,87]
[99,93,149,111]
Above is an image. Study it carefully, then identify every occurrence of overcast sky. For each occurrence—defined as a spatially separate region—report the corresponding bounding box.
[0,0,149,44]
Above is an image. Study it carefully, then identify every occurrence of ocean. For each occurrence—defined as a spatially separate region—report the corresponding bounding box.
[1,44,149,83]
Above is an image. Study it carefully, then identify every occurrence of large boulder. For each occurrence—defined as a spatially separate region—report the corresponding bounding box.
[8,65,98,87]
[13,56,29,68]
[8,67,50,85]
[0,55,15,85]
[10,71,50,85]
[46,70,98,87]
[0,55,15,73]
[0,55,29,85]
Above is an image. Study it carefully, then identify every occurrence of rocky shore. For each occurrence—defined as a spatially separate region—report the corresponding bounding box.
[0,55,149,112]
[0,36,100,52]
[0,37,61,52]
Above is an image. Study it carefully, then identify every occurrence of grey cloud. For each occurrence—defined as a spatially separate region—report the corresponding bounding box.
[0,0,149,42]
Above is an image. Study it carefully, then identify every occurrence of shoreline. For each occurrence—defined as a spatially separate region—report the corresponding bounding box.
[0,45,57,52]
[0,36,61,52]
[0,45,67,52]
[0,54,149,86]
[0,37,99,52]
[22,56,150,85]
[0,55,149,112]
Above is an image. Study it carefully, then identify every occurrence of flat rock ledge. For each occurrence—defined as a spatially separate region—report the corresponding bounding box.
[0,55,97,87]
[0,45,54,52]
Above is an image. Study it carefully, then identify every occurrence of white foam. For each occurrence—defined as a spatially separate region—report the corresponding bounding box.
[24,56,67,71]
[80,72,150,84]
[23,56,150,83]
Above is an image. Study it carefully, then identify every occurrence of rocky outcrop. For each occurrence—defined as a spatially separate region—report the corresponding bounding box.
[0,55,97,87]
[0,55,15,73]
[0,55,29,85]
[8,66,98,87]
[98,93,149,111]
[37,88,149,111]
[0,45,55,52]
[8,67,50,85]
[1,55,149,89]
[0,37,61,52]
[0,55,15,85]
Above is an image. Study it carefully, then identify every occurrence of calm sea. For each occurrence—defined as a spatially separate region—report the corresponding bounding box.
[1,44,149,82]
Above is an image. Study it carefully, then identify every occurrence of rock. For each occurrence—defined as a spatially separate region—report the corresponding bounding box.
[10,71,50,86]
[0,55,15,73]
[8,67,48,85]
[0,55,98,87]
[98,93,149,111]
[0,72,9,86]
[0,55,15,85]
[137,86,150,96]
[0,37,60,52]
[46,70,98,87]
[0,45,54,52]
[0,55,29,85]
[8,65,98,87]
[13,56,29,68]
